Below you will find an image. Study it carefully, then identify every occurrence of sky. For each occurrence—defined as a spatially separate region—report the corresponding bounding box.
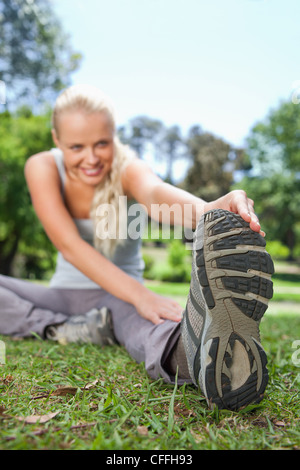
[52,0,300,149]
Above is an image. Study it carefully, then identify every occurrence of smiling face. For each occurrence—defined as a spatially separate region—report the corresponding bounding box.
[52,110,115,186]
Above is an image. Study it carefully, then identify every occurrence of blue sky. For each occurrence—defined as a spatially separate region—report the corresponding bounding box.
[52,0,300,148]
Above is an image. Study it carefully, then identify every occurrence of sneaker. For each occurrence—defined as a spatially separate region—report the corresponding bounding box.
[46,307,117,346]
[181,209,274,410]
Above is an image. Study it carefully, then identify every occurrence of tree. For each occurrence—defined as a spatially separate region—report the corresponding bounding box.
[182,130,235,201]
[0,110,57,276]
[0,0,81,276]
[246,100,300,175]
[237,174,300,259]
[0,0,82,110]
[235,99,300,259]
[123,115,164,159]
[118,115,164,159]
[159,125,183,184]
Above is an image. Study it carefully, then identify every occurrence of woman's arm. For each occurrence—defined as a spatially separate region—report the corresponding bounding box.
[122,159,204,227]
[24,153,182,324]
[122,159,263,234]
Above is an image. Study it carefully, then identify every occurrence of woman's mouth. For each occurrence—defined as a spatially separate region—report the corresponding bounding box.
[81,166,103,177]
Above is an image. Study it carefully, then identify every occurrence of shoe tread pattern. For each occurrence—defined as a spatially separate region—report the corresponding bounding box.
[196,209,274,410]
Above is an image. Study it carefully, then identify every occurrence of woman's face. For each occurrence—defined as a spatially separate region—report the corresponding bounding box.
[52,110,114,186]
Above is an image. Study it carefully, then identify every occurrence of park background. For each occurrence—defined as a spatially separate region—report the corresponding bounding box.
[0,0,300,450]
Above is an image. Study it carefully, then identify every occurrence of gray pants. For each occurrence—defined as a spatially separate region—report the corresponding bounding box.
[0,275,187,385]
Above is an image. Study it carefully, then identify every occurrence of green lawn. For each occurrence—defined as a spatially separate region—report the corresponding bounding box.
[146,277,300,308]
[0,260,299,450]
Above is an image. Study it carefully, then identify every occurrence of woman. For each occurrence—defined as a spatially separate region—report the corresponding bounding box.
[0,84,273,410]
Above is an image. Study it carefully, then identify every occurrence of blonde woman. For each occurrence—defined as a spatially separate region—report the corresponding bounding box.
[0,85,273,410]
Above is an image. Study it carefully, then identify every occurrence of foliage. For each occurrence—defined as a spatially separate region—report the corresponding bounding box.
[168,239,187,267]
[143,241,191,283]
[118,116,164,159]
[236,174,300,258]
[235,99,300,259]
[159,125,185,183]
[0,0,81,276]
[247,100,300,174]
[119,117,189,185]
[160,240,191,283]
[266,240,290,260]
[0,110,56,276]
[142,252,155,279]
[182,129,248,201]
[0,0,82,110]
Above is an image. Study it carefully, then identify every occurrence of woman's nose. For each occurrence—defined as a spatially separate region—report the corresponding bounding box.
[85,147,99,164]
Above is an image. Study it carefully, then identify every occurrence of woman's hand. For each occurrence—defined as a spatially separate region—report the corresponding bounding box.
[204,190,265,236]
[134,287,183,325]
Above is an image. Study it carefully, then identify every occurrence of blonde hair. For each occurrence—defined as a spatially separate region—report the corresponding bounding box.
[52,84,137,256]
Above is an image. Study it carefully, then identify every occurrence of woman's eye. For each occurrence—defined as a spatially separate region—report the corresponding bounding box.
[70,145,82,151]
[97,140,109,147]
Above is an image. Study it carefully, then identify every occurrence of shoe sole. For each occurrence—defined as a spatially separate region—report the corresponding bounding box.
[194,209,274,410]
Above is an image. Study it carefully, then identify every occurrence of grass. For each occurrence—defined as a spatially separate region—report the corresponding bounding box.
[0,259,300,450]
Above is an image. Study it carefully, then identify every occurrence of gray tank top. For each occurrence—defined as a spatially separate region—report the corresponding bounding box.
[49,148,145,289]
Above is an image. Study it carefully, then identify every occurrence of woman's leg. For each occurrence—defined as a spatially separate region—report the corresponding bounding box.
[0,275,186,384]
[91,289,192,385]
[0,275,114,339]
[0,275,69,337]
